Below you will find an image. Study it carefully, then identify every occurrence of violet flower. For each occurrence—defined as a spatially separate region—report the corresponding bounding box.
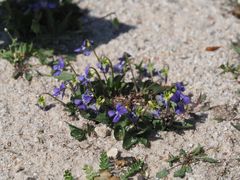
[170,83,191,114]
[74,40,94,56]
[53,83,66,98]
[108,103,128,123]
[52,57,65,76]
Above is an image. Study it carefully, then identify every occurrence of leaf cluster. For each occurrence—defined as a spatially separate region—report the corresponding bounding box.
[0,0,82,39]
[83,152,144,180]
[0,36,53,81]
[156,144,218,179]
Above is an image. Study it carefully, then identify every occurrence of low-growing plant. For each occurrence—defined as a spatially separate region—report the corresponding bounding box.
[156,144,218,179]
[39,39,203,149]
[220,42,240,81]
[0,29,54,81]
[0,0,83,39]
[83,151,145,180]
[64,170,74,180]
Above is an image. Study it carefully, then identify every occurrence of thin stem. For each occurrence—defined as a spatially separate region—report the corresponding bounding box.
[107,58,115,80]
[93,50,108,81]
[41,93,66,106]
[128,62,138,93]
[67,61,78,76]
[89,67,105,87]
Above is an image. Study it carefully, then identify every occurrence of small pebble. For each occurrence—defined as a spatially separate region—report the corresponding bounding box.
[107,148,119,159]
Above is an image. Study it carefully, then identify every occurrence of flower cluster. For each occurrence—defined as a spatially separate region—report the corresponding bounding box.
[46,40,194,149]
[52,57,65,76]
[28,0,57,11]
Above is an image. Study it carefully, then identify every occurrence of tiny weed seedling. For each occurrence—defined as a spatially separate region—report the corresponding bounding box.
[64,170,74,180]
[220,43,240,81]
[83,151,144,180]
[156,144,218,179]
[40,39,203,149]
[0,29,53,81]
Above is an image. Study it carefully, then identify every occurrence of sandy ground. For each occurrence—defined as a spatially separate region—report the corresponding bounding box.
[1,0,240,179]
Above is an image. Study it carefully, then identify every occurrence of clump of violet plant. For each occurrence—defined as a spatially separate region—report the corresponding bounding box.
[40,39,201,149]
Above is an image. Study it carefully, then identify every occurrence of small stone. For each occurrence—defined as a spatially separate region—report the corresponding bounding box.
[95,125,111,138]
[107,148,119,159]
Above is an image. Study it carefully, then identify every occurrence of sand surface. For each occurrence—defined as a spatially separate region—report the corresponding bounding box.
[1,0,240,179]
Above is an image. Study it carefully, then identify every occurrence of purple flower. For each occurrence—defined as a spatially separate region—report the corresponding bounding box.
[78,66,93,86]
[151,109,161,118]
[170,90,190,114]
[82,90,94,104]
[108,103,128,123]
[128,111,139,123]
[52,57,65,76]
[53,83,66,98]
[78,75,89,86]
[74,99,87,110]
[175,82,185,92]
[118,52,131,62]
[74,40,94,56]
[74,90,94,111]
[28,0,57,11]
[97,60,109,73]
[113,60,125,73]
[156,94,168,107]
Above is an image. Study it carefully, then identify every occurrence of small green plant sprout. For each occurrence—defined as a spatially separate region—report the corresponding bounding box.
[156,144,218,179]
[0,29,53,81]
[220,43,240,81]
[41,39,203,149]
[64,170,74,180]
[83,151,145,180]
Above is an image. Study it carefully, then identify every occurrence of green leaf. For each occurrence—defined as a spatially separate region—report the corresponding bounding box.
[37,96,46,107]
[232,43,240,55]
[179,149,187,157]
[95,112,110,124]
[156,168,169,179]
[64,170,74,180]
[174,166,187,178]
[123,134,138,150]
[24,72,33,81]
[191,144,204,156]
[68,124,86,141]
[83,165,99,180]
[99,152,110,170]
[120,160,144,180]
[231,122,240,131]
[55,71,75,81]
[185,165,192,173]
[112,17,120,29]
[138,137,150,147]
[167,154,180,167]
[201,157,218,163]
[114,125,126,141]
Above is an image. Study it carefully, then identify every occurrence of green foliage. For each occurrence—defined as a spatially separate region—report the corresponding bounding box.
[231,122,240,131]
[99,152,110,171]
[83,165,99,180]
[156,168,169,179]
[120,160,144,180]
[64,170,74,180]
[220,43,240,80]
[0,0,82,39]
[84,152,145,180]
[156,144,218,179]
[68,123,86,141]
[0,32,53,80]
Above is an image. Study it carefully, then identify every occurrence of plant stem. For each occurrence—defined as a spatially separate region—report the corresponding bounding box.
[93,50,108,81]
[128,62,138,93]
[67,61,78,76]
[41,93,66,106]
[89,67,105,88]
